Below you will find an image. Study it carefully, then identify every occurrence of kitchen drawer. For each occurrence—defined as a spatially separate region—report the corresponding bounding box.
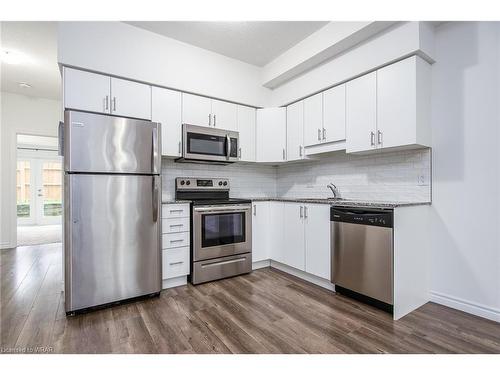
[162,217,190,234]
[162,203,190,219]
[162,247,189,279]
[162,232,190,249]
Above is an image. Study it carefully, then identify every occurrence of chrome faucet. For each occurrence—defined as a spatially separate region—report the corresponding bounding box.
[327,183,340,199]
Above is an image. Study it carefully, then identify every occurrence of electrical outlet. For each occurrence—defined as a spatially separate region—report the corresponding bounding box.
[417,173,427,186]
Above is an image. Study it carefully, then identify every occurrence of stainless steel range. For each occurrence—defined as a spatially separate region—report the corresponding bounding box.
[175,177,252,284]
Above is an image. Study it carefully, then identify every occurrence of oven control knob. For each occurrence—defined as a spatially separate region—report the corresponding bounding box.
[219,181,223,186]
[186,180,191,186]
[180,180,185,185]
[223,181,227,186]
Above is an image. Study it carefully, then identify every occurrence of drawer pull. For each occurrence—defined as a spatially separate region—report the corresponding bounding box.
[169,224,184,227]
[169,209,184,213]
[169,261,184,266]
[170,239,184,243]
[201,257,246,268]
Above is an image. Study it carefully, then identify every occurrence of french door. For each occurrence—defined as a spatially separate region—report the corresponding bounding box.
[17,158,62,225]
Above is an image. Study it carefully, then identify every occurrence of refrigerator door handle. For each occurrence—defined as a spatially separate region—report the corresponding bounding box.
[152,125,159,174]
[58,121,64,157]
[152,176,159,222]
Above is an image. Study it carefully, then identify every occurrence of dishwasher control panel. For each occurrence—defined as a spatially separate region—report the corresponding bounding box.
[330,207,393,228]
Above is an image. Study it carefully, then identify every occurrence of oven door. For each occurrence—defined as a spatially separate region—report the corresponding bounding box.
[193,204,252,261]
[183,124,239,162]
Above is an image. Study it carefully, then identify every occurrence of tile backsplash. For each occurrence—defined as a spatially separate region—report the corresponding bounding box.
[276,149,431,202]
[162,148,431,202]
[161,160,277,200]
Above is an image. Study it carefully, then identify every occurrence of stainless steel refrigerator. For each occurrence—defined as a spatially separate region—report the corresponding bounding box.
[61,110,161,314]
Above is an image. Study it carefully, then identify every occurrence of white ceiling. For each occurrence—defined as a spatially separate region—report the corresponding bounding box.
[126,21,329,67]
[1,22,61,100]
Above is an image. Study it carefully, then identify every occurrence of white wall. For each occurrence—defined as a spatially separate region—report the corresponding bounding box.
[57,22,271,108]
[0,92,61,248]
[430,22,500,322]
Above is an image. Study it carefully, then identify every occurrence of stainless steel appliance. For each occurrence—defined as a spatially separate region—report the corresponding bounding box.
[61,110,162,314]
[177,124,239,164]
[175,177,252,284]
[331,207,394,312]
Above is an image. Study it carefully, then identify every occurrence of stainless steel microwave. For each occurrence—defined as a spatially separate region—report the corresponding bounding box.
[177,124,239,164]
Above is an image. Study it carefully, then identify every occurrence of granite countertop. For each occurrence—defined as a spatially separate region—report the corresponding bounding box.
[249,197,431,208]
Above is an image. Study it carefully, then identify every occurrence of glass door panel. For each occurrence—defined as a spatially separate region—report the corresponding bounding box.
[16,160,35,224]
[37,160,62,224]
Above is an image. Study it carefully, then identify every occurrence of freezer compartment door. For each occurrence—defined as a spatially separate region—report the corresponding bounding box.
[64,110,160,174]
[65,174,161,312]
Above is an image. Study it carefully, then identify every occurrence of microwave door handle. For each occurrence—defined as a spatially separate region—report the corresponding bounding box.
[226,134,231,159]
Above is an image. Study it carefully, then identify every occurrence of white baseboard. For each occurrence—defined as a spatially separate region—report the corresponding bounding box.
[430,291,500,323]
[162,276,187,289]
[252,259,270,270]
[270,260,335,292]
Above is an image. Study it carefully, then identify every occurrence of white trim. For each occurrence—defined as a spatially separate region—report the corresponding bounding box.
[162,275,187,289]
[430,291,500,323]
[270,260,335,292]
[252,259,270,270]
[0,241,13,250]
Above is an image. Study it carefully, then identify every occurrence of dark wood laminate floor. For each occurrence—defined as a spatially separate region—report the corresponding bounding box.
[1,243,499,354]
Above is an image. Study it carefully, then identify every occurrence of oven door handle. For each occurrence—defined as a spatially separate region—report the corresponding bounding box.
[194,206,251,213]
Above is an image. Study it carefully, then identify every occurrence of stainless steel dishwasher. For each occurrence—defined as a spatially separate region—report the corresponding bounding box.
[331,207,394,312]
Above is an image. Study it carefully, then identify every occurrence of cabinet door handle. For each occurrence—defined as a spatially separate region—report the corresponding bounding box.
[322,128,326,140]
[169,261,184,266]
[370,131,375,146]
[282,148,286,160]
[253,204,256,216]
[317,129,321,141]
[299,145,303,157]
[178,141,181,155]
[377,130,383,145]
[213,114,216,127]
[209,114,212,126]
[104,95,109,111]
[238,147,242,158]
[304,206,308,218]
[112,97,116,112]
[300,206,303,218]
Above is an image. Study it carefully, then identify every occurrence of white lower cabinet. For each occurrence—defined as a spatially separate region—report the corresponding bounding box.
[162,203,190,287]
[282,203,305,270]
[254,201,331,280]
[251,202,269,262]
[304,204,331,280]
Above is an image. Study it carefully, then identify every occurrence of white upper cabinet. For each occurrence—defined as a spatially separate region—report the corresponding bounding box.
[181,93,212,127]
[110,77,151,120]
[237,105,256,162]
[252,201,269,262]
[282,203,306,271]
[323,84,346,143]
[376,55,431,150]
[304,204,331,280]
[286,101,304,161]
[152,87,182,157]
[63,68,151,120]
[211,99,238,131]
[346,71,377,153]
[303,93,323,147]
[64,68,111,114]
[256,108,287,163]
